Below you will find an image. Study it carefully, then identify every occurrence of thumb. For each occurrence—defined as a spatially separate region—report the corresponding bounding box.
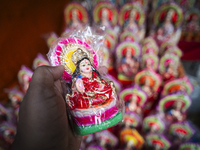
[30,65,65,86]
[46,65,65,81]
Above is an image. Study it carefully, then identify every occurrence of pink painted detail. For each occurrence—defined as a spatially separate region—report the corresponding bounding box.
[56,45,62,51]
[83,42,90,48]
[68,38,76,43]
[77,39,83,45]
[146,48,155,53]
[62,72,71,82]
[74,106,119,126]
[92,51,98,69]
[164,58,174,66]
[60,39,69,44]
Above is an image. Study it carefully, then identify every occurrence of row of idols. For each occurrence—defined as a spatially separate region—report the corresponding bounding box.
[60,1,200,43]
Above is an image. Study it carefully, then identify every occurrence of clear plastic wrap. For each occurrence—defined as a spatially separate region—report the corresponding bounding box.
[47,27,124,135]
[96,45,111,71]
[104,74,122,94]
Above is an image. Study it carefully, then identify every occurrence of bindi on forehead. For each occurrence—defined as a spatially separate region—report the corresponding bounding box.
[80,59,89,65]
[84,59,89,63]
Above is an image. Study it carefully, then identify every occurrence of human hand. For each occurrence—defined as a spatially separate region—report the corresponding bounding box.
[10,66,82,150]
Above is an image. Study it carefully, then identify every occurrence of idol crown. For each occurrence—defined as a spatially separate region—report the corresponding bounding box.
[71,47,93,66]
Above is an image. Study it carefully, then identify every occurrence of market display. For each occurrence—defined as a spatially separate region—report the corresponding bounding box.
[1,0,200,149]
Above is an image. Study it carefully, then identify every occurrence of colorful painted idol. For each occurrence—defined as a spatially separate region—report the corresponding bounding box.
[7,88,24,109]
[119,3,145,41]
[158,94,191,122]
[159,53,180,82]
[47,35,123,135]
[122,111,141,129]
[120,129,144,150]
[93,2,118,28]
[64,3,89,30]
[169,122,194,144]
[17,66,33,93]
[143,115,165,134]
[161,77,193,97]
[95,130,118,149]
[33,53,50,70]
[152,3,183,45]
[146,134,171,150]
[134,68,162,113]
[116,41,141,82]
[120,86,147,115]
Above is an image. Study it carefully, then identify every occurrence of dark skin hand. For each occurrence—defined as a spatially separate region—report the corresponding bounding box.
[10,65,82,150]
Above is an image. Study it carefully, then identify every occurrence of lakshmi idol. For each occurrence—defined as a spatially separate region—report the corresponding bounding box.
[66,48,115,109]
[70,8,83,29]
[65,48,122,135]
[99,8,111,28]
[162,9,175,37]
[123,9,139,34]
[47,36,123,135]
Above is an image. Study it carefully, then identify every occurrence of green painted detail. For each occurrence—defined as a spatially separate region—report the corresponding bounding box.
[118,74,134,81]
[74,112,123,135]
[146,134,171,149]
[169,123,194,140]
[154,3,183,28]
[143,116,165,133]
[159,94,191,112]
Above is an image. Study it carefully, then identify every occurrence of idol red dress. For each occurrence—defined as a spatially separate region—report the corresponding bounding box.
[67,71,113,109]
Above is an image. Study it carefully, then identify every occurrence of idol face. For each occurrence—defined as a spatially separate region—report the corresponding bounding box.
[79,59,92,74]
